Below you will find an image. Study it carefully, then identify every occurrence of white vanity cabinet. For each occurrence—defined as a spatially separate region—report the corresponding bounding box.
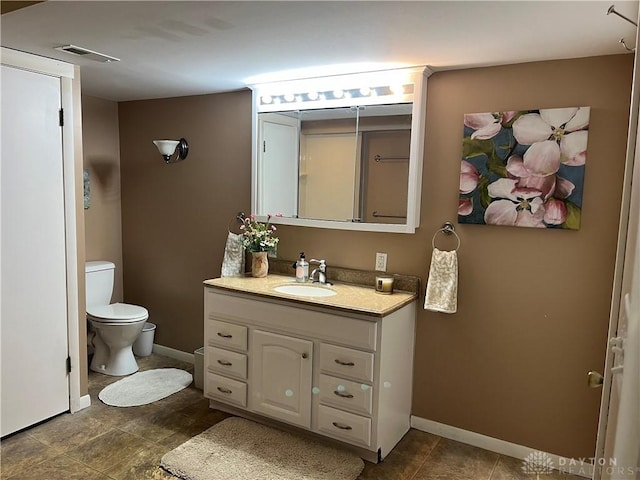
[203,282,416,462]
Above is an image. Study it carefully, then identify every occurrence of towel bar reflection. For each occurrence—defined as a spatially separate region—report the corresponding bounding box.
[374,154,409,163]
[372,211,407,219]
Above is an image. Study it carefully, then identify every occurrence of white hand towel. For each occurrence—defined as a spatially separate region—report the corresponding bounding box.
[221,232,245,277]
[424,248,458,314]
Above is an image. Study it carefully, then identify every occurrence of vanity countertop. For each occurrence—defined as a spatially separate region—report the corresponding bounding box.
[204,274,417,317]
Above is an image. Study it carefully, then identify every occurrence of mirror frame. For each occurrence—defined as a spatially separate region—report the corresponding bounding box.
[250,66,432,233]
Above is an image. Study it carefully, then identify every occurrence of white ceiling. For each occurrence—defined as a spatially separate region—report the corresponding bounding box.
[1,1,638,102]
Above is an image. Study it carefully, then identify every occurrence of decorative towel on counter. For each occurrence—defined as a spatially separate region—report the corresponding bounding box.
[221,231,245,277]
[424,248,458,314]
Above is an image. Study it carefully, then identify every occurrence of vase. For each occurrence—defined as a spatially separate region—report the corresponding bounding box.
[251,251,269,278]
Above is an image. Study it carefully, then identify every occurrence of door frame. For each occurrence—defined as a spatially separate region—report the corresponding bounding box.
[1,47,85,413]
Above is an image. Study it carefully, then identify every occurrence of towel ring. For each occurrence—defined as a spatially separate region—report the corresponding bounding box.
[431,222,460,251]
[228,212,245,234]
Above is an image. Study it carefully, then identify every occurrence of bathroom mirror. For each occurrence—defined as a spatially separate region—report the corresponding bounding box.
[251,67,430,233]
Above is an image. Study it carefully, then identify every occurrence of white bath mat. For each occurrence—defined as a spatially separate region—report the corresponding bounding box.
[98,368,192,407]
[160,417,364,480]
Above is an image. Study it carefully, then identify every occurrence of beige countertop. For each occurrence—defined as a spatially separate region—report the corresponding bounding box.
[204,274,417,317]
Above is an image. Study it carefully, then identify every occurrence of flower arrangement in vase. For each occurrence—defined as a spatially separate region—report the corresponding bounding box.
[240,214,280,277]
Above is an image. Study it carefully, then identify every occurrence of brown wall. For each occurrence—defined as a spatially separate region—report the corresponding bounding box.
[117,55,632,458]
[118,90,252,353]
[414,56,631,458]
[82,95,124,302]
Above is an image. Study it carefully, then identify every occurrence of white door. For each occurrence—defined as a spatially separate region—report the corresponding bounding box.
[595,10,640,472]
[301,134,358,221]
[258,114,299,217]
[1,64,70,436]
[250,330,312,428]
[598,129,640,480]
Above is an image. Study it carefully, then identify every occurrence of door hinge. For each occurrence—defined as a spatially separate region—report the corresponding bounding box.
[66,356,71,374]
[263,140,266,153]
[59,108,64,127]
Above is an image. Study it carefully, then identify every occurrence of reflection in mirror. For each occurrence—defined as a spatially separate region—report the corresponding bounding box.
[252,67,430,233]
[298,104,412,224]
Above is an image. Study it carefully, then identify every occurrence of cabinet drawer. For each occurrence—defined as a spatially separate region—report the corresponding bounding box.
[205,372,247,408]
[206,290,378,350]
[208,319,247,352]
[207,346,247,380]
[317,405,371,447]
[319,374,372,416]
[320,343,374,383]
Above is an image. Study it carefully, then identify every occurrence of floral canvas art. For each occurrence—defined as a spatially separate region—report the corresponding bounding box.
[458,107,589,229]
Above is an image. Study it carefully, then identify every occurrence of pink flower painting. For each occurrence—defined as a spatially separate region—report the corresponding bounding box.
[459,107,589,230]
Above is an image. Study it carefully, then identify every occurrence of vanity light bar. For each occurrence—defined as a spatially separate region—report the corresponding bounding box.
[260,84,414,106]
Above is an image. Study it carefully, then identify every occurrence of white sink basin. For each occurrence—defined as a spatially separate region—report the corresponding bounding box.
[273,284,337,298]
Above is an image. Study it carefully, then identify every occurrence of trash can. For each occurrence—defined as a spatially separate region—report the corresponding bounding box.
[133,322,156,357]
[194,347,204,390]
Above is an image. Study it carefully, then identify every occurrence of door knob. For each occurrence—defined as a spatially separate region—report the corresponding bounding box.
[588,371,604,388]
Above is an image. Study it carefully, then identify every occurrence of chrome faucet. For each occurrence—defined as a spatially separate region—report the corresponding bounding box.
[309,259,331,285]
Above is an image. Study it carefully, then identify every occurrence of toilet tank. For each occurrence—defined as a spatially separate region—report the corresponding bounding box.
[85,261,115,308]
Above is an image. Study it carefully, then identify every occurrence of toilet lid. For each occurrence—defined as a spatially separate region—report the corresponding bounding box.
[87,303,148,323]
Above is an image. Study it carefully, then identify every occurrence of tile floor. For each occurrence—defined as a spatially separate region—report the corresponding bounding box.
[1,354,582,480]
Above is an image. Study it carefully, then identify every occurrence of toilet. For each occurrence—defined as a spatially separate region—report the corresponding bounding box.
[85,261,148,376]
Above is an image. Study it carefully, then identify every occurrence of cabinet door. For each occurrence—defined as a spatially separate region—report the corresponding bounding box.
[250,330,312,428]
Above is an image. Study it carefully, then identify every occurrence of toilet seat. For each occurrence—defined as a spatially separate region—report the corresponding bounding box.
[87,302,148,324]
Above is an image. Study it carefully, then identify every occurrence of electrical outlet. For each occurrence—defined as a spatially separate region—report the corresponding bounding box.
[375,252,387,272]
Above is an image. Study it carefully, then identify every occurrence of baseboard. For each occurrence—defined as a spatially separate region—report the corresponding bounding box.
[152,343,195,364]
[411,416,594,478]
[78,394,92,411]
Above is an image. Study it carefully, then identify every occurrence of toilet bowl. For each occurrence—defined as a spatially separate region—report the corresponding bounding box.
[88,303,148,376]
[85,261,149,376]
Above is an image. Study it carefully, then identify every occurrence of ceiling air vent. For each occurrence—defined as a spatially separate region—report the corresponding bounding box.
[54,45,119,63]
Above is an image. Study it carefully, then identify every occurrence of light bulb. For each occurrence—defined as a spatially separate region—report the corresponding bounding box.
[284,93,295,102]
[307,91,319,101]
[261,95,272,104]
[333,89,344,99]
[359,87,371,96]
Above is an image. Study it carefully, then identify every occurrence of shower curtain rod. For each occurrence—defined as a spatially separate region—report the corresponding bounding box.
[607,4,638,28]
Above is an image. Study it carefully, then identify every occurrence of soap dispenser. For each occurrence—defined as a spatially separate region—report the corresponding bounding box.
[295,252,309,283]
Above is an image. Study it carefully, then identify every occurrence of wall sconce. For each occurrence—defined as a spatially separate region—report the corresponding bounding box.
[152,138,189,164]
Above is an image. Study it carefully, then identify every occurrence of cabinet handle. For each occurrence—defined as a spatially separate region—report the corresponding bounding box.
[332,422,353,430]
[217,332,233,339]
[334,359,355,366]
[217,386,233,394]
[217,359,232,366]
[302,352,308,359]
[334,390,354,399]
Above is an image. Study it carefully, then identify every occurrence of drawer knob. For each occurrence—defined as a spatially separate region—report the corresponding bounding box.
[217,332,233,339]
[332,422,353,431]
[334,390,354,399]
[217,386,233,394]
[302,352,308,359]
[217,359,232,366]
[334,359,355,366]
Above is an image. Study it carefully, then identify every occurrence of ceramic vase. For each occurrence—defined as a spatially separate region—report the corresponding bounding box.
[251,251,269,278]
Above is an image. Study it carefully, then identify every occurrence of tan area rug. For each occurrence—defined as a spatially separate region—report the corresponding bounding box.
[160,417,364,480]
[98,368,192,407]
